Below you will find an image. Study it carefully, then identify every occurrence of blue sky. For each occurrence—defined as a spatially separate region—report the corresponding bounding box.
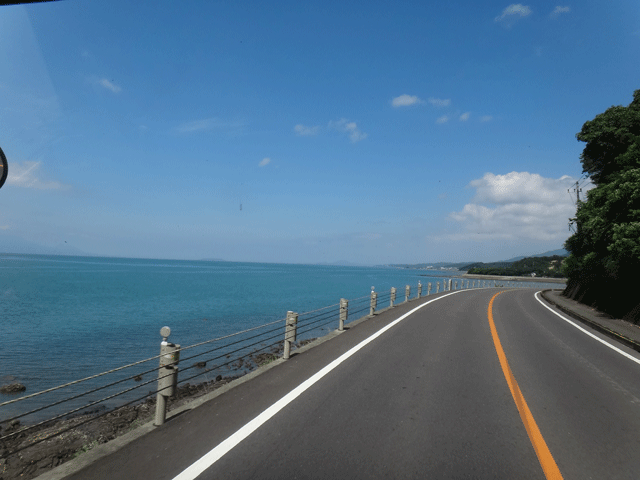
[1,1,638,264]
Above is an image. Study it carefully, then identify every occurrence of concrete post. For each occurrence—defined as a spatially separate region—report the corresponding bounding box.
[417,282,422,299]
[369,288,377,316]
[427,282,432,295]
[436,282,440,293]
[405,285,410,303]
[453,281,457,290]
[283,311,298,360]
[448,279,452,291]
[155,326,180,426]
[493,280,496,288]
[339,298,348,331]
[390,287,397,307]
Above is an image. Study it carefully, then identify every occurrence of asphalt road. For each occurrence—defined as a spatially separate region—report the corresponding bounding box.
[64,288,640,479]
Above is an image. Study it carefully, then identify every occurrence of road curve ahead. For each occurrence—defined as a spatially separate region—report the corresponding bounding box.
[67,289,640,480]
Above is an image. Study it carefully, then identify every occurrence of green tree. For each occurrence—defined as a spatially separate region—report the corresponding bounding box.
[564,91,640,321]
[577,90,640,185]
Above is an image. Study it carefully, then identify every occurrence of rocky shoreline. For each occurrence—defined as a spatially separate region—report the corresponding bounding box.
[0,341,311,480]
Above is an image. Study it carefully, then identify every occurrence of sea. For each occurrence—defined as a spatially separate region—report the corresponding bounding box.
[0,254,562,423]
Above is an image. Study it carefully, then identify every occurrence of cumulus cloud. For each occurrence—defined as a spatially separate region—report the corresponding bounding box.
[449,172,588,241]
[98,78,121,94]
[460,112,471,121]
[495,4,532,25]
[7,161,68,190]
[328,118,367,143]
[294,124,320,136]
[392,94,422,107]
[436,115,450,124]
[258,157,271,167]
[428,97,451,107]
[550,6,570,18]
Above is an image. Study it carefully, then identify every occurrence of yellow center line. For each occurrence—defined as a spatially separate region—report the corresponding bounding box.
[488,291,564,480]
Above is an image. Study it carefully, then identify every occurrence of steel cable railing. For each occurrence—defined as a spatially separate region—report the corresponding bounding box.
[0,316,289,411]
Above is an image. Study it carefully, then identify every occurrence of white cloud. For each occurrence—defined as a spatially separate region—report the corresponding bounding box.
[391,94,422,107]
[428,97,451,107]
[176,118,244,134]
[480,115,493,122]
[99,78,121,94]
[436,115,450,124]
[294,124,320,136]
[259,157,271,167]
[495,4,532,24]
[7,161,68,190]
[328,118,367,143]
[550,6,570,18]
[449,172,589,241]
[460,112,471,121]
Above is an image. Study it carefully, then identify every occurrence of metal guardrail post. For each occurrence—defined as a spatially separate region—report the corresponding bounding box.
[339,298,348,331]
[390,287,396,307]
[405,285,410,303]
[417,282,422,299]
[369,287,377,316]
[428,282,432,295]
[155,326,180,426]
[283,311,298,360]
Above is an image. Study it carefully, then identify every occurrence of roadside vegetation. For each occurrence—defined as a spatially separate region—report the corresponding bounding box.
[564,90,640,322]
[462,255,566,278]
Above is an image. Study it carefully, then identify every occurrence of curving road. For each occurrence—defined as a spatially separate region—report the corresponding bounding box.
[64,288,640,479]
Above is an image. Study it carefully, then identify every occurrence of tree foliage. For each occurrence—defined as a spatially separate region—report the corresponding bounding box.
[577,90,640,185]
[564,90,640,321]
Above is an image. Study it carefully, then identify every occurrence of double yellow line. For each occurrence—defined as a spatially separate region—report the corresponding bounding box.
[488,291,564,480]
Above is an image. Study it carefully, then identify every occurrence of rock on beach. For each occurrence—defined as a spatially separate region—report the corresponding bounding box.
[0,382,26,394]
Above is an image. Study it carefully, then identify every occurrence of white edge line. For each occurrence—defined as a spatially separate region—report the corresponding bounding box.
[173,290,466,480]
[534,291,640,366]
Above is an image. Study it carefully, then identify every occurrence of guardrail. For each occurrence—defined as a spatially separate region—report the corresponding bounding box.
[0,277,564,459]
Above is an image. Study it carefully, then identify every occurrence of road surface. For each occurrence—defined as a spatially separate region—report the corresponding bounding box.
[64,288,640,479]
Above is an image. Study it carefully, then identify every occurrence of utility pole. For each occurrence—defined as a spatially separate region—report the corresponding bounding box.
[568,181,582,204]
[568,181,583,234]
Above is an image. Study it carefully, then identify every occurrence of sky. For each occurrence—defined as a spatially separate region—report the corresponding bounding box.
[0,0,638,265]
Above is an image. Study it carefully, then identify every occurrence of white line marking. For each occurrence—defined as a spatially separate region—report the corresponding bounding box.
[173,290,465,480]
[535,292,640,366]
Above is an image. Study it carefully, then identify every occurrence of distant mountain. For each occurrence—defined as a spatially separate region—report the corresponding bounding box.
[392,248,569,271]
[463,254,567,278]
[503,249,569,262]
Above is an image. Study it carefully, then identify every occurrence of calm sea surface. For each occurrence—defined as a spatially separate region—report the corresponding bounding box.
[0,254,561,422]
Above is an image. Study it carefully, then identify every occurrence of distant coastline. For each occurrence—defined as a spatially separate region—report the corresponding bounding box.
[460,273,567,284]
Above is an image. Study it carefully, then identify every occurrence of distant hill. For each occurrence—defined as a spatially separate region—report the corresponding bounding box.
[504,249,569,262]
[462,255,567,278]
